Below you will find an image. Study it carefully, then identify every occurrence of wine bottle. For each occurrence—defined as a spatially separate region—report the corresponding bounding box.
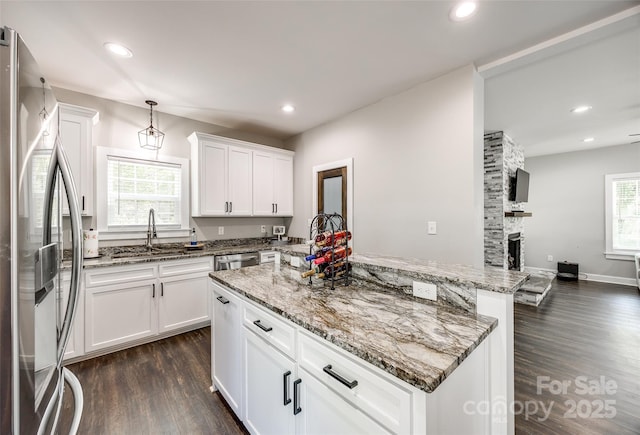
[304,246,333,262]
[300,260,346,278]
[315,230,352,247]
[318,263,352,279]
[313,246,352,265]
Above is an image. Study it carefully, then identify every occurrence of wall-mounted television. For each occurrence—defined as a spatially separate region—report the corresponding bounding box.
[509,168,530,203]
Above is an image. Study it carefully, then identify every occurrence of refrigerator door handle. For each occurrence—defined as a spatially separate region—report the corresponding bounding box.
[42,134,83,364]
[56,135,83,364]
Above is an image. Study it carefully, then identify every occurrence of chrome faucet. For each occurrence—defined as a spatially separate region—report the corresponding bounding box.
[146,208,157,249]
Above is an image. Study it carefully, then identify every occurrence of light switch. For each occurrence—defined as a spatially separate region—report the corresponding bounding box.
[427,221,437,235]
[218,226,224,235]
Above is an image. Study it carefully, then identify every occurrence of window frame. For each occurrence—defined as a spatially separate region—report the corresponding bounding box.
[604,172,640,260]
[96,146,190,241]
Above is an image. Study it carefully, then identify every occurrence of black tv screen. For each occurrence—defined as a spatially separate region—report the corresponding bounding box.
[512,168,530,203]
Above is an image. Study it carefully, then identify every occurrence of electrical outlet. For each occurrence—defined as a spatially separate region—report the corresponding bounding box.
[290,256,301,267]
[547,255,553,262]
[413,281,437,301]
[427,221,437,235]
[261,225,266,233]
[218,226,224,235]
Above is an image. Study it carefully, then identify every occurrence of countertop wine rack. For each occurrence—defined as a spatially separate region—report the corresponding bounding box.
[307,213,351,289]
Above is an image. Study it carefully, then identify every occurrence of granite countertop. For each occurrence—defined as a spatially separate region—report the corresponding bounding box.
[279,244,528,294]
[67,239,281,269]
[210,264,498,393]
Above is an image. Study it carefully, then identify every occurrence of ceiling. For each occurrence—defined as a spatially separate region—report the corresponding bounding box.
[2,1,639,155]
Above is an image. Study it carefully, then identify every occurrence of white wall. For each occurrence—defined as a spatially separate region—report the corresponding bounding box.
[54,88,287,245]
[285,65,485,267]
[525,143,640,280]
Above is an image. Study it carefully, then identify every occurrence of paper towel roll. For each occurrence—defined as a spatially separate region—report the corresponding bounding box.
[83,229,99,258]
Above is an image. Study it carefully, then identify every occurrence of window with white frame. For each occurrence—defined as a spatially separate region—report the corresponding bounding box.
[96,147,189,239]
[605,172,640,259]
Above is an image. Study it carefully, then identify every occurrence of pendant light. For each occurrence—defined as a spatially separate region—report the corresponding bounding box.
[138,100,164,150]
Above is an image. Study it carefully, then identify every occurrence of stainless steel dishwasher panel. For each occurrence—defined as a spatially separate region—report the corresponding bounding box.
[214,252,260,271]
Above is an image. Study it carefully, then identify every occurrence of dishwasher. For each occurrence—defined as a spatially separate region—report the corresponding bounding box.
[214,252,260,270]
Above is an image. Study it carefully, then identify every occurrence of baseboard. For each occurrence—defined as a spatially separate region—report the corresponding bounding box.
[582,273,637,287]
[524,266,637,287]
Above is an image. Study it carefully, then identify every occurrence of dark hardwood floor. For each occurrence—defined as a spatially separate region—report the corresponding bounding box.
[514,279,640,435]
[59,328,247,435]
[59,279,640,434]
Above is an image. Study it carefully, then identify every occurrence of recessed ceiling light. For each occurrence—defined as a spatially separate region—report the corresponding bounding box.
[281,104,295,113]
[570,105,592,114]
[583,137,595,143]
[104,42,133,58]
[450,2,478,21]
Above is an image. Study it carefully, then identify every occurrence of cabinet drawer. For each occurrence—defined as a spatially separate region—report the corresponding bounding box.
[243,301,296,359]
[158,257,213,277]
[298,331,412,434]
[85,264,156,288]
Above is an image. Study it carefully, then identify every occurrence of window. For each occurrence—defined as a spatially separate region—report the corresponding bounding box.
[605,172,640,259]
[97,147,189,240]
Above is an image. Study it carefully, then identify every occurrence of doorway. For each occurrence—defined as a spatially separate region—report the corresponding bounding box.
[312,158,353,236]
[317,166,347,230]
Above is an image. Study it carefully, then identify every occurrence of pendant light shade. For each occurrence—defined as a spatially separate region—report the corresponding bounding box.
[139,100,164,150]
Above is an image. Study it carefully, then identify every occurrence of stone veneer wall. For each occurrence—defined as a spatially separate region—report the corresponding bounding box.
[484,131,525,271]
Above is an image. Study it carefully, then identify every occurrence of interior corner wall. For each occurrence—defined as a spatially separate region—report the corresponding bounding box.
[525,143,640,280]
[285,65,485,267]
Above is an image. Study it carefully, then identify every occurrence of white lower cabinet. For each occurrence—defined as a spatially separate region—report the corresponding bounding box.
[84,258,212,355]
[243,328,296,435]
[211,282,244,417]
[85,278,158,352]
[212,281,429,435]
[296,367,389,435]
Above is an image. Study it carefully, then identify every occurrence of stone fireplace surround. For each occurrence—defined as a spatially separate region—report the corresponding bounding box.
[484,131,526,271]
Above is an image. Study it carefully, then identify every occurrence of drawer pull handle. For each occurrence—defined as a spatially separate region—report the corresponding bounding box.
[253,320,273,332]
[216,296,230,304]
[152,283,155,298]
[323,365,358,389]
[283,371,292,406]
[293,379,302,415]
[161,282,164,297]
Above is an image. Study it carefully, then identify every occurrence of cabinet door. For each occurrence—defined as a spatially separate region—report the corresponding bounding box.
[244,329,295,435]
[212,283,243,418]
[158,274,210,333]
[228,145,253,215]
[252,151,275,216]
[273,155,293,216]
[84,280,158,353]
[59,107,95,216]
[296,368,390,435]
[200,141,228,215]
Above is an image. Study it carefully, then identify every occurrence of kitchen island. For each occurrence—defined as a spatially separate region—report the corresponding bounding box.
[209,257,524,434]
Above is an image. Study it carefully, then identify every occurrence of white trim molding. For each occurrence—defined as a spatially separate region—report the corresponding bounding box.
[525,266,637,287]
[96,146,190,240]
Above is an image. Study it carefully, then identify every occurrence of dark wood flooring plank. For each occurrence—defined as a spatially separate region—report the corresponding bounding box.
[515,279,640,435]
[58,328,247,435]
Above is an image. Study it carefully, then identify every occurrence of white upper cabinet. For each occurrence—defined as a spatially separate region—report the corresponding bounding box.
[59,103,99,216]
[253,151,293,216]
[189,132,294,217]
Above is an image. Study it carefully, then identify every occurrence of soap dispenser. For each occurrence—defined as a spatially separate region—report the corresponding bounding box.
[190,228,197,245]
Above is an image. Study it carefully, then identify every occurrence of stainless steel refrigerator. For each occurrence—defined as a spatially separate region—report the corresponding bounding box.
[1,26,84,434]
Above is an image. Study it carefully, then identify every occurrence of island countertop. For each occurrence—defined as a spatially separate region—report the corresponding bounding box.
[209,264,498,393]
